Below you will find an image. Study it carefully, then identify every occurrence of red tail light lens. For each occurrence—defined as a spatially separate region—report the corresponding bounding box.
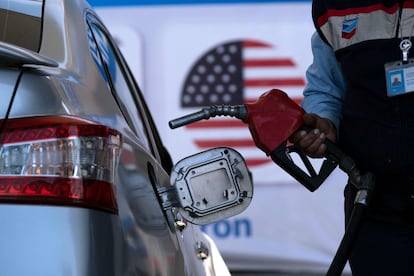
[0,116,121,213]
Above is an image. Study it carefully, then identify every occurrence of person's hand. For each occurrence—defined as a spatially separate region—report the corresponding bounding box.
[289,113,337,157]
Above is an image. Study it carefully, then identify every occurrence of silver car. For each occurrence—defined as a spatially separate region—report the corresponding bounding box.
[0,0,253,275]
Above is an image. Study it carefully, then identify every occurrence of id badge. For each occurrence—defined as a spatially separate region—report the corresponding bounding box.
[384,58,414,97]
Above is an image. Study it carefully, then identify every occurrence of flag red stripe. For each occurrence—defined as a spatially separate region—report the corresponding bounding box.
[243,40,272,48]
[194,139,255,148]
[292,97,303,105]
[246,158,271,167]
[244,59,295,67]
[185,119,245,128]
[245,78,306,87]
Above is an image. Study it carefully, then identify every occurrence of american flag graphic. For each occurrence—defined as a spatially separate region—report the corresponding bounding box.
[180,39,306,167]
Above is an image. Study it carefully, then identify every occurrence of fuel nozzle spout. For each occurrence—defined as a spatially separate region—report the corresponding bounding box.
[168,89,305,155]
[168,104,247,129]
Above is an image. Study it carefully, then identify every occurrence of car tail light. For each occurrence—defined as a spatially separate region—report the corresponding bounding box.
[0,116,121,214]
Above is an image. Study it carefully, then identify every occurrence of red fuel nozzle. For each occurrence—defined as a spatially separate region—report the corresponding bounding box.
[168,88,343,192]
[169,88,304,154]
[244,89,304,154]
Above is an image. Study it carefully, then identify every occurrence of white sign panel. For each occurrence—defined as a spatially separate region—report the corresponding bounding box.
[95,2,351,274]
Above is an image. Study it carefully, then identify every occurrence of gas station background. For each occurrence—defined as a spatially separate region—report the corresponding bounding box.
[89,0,350,273]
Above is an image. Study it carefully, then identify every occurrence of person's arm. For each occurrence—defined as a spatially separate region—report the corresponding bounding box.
[301,32,346,129]
[290,32,346,156]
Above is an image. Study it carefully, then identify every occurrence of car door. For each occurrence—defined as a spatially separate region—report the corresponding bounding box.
[85,13,186,275]
[86,12,215,276]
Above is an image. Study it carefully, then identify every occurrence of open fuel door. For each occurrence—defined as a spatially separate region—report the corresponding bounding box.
[162,147,253,225]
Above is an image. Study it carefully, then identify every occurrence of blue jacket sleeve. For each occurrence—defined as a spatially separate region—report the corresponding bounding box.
[301,32,346,129]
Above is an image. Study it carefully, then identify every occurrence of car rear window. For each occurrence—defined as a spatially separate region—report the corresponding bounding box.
[0,0,43,52]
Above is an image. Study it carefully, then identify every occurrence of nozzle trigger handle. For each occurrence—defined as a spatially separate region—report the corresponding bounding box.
[269,141,339,192]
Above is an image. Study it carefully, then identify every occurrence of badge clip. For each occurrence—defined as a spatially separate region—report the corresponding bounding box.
[400,39,412,64]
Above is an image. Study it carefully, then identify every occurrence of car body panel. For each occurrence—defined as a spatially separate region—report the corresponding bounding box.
[0,0,232,275]
[0,205,125,275]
